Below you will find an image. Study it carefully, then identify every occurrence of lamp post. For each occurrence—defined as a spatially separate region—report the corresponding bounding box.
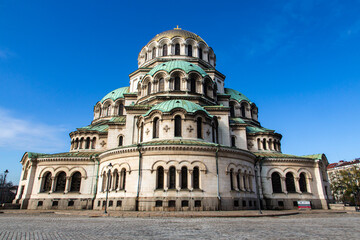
[104,163,113,214]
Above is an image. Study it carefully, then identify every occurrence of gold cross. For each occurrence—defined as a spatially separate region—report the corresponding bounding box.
[174,25,181,30]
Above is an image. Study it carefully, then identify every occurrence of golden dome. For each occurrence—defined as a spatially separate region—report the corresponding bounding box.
[148,27,207,45]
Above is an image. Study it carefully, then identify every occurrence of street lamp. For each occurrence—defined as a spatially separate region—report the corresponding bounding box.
[3,170,8,186]
[104,163,113,214]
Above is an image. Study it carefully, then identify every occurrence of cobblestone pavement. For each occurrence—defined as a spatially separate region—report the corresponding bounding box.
[0,212,359,239]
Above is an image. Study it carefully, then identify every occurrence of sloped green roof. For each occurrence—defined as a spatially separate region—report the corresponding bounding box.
[143,99,212,117]
[77,121,109,133]
[146,60,208,77]
[38,152,101,158]
[225,88,252,104]
[246,125,273,133]
[302,154,324,160]
[100,87,129,103]
[109,116,126,124]
[254,152,311,159]
[230,117,246,124]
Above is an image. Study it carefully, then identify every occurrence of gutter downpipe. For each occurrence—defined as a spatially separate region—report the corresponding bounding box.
[136,144,142,211]
[215,144,221,210]
[91,155,100,210]
[254,156,264,214]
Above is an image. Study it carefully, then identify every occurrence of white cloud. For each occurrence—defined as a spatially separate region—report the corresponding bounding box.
[0,108,68,152]
[0,48,15,60]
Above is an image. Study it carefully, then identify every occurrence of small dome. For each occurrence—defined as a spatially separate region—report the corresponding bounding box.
[144,99,212,117]
[146,60,208,78]
[225,88,252,104]
[100,87,129,103]
[149,28,207,45]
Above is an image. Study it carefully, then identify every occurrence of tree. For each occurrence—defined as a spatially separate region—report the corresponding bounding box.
[0,173,14,204]
[329,166,360,206]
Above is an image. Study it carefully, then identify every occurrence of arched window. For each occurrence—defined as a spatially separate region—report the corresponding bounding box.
[285,172,296,193]
[236,172,240,190]
[193,167,200,189]
[268,139,273,150]
[107,170,112,190]
[70,172,81,192]
[203,80,209,97]
[230,103,235,117]
[147,82,152,95]
[187,45,192,57]
[299,173,307,192]
[55,172,66,192]
[257,139,261,150]
[169,166,176,189]
[75,138,79,149]
[243,174,247,189]
[118,103,124,116]
[231,136,236,147]
[152,47,156,59]
[262,139,267,150]
[181,167,188,189]
[174,115,182,137]
[118,136,123,146]
[144,51,147,61]
[42,172,52,192]
[159,78,164,92]
[101,171,107,192]
[197,117,202,139]
[98,107,102,118]
[271,172,282,193]
[114,169,119,190]
[273,141,277,151]
[174,76,180,90]
[79,138,84,149]
[213,117,219,144]
[163,44,167,56]
[198,48,203,59]
[85,137,91,149]
[140,122,144,142]
[240,103,246,117]
[106,105,110,116]
[175,43,180,55]
[230,169,234,190]
[157,166,164,189]
[120,168,126,190]
[153,117,159,138]
[190,78,196,93]
[91,137,96,149]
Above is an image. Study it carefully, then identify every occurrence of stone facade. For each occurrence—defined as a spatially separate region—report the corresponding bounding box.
[14,28,332,211]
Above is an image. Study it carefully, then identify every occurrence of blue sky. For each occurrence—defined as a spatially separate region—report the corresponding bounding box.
[1,0,360,183]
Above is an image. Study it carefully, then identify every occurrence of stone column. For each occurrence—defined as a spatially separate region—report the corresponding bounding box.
[50,177,56,193]
[164,170,169,191]
[281,177,287,193]
[295,177,301,193]
[64,176,71,193]
[239,172,245,191]
[176,169,181,190]
[181,43,186,55]
[193,46,198,57]
[248,175,253,192]
[188,169,193,190]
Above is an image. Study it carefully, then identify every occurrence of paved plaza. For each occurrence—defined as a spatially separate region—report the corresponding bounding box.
[0,212,359,239]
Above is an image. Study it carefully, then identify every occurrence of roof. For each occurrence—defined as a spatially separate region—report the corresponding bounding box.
[246,125,274,133]
[38,152,101,159]
[100,87,129,103]
[327,159,360,169]
[148,28,207,45]
[143,99,212,117]
[230,117,246,124]
[225,88,252,104]
[78,121,109,133]
[254,152,311,159]
[26,151,101,159]
[302,154,324,160]
[146,60,208,77]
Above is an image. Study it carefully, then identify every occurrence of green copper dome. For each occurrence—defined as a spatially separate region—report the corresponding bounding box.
[100,87,129,103]
[144,99,212,117]
[146,60,208,77]
[225,88,252,104]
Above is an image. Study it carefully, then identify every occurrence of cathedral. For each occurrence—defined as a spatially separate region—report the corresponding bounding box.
[14,28,332,211]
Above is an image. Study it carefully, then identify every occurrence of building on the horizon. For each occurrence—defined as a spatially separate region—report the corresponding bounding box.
[14,28,332,211]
